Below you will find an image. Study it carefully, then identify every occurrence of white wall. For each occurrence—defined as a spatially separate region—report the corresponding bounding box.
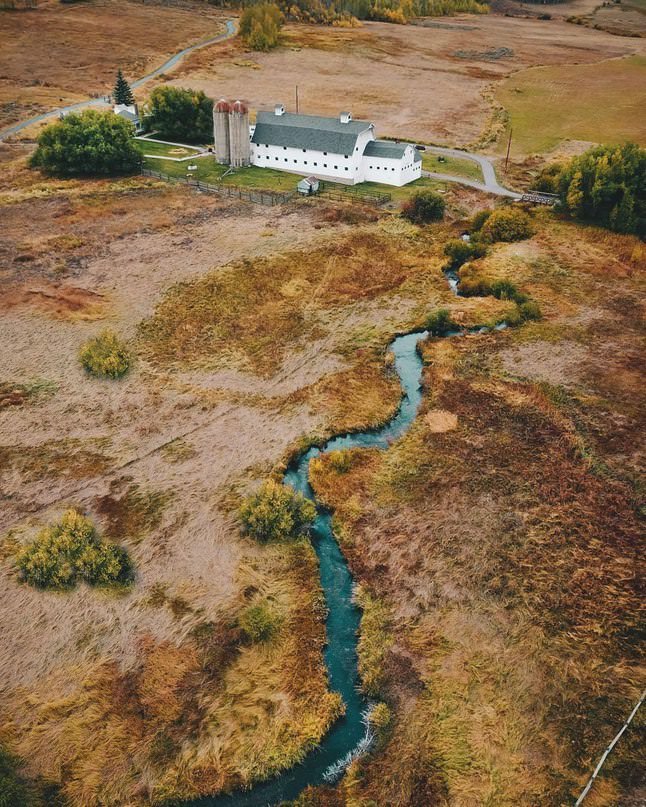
[250,124,375,185]
[362,145,421,187]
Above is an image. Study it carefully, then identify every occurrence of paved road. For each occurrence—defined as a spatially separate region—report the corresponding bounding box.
[0,19,237,141]
[422,145,522,199]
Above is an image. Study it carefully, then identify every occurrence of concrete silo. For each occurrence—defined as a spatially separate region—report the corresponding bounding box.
[228,100,251,167]
[213,98,231,164]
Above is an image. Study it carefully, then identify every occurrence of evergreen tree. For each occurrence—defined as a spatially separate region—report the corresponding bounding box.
[113,69,135,106]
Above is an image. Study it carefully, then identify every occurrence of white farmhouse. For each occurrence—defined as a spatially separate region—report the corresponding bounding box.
[249,105,421,187]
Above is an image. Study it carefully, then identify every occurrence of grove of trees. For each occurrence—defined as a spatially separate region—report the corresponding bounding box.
[555,142,645,237]
[29,110,142,177]
[239,3,284,50]
[146,86,213,144]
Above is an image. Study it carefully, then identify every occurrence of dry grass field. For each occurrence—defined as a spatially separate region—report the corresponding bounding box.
[170,16,644,151]
[0,0,226,130]
[1,4,645,806]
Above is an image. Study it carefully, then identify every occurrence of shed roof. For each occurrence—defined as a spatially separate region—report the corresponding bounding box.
[252,111,372,155]
[363,140,421,162]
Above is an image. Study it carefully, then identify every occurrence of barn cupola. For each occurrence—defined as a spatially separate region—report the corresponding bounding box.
[340,111,352,124]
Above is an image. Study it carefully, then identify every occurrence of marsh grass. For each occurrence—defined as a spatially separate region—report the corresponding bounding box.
[139,229,436,376]
[0,437,112,483]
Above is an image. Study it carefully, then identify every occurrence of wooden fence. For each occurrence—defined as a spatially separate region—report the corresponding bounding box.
[318,181,392,206]
[142,168,295,206]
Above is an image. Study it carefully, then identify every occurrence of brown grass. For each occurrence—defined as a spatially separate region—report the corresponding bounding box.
[305,217,645,806]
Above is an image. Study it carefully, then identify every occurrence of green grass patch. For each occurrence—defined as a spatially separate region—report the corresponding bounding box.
[495,55,646,156]
[421,152,483,182]
[135,139,202,159]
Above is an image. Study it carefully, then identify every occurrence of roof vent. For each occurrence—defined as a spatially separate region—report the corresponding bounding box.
[274,104,285,116]
[340,111,352,124]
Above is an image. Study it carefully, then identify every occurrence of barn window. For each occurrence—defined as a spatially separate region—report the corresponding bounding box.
[323,152,327,155]
[323,163,327,168]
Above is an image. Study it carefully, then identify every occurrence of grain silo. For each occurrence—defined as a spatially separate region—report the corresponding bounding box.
[228,100,251,167]
[213,98,231,164]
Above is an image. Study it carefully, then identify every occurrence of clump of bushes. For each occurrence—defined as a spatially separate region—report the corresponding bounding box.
[15,509,133,590]
[479,207,534,243]
[79,330,132,379]
[29,110,142,177]
[239,479,316,543]
[531,161,564,195]
[401,190,445,225]
[239,601,282,642]
[239,2,283,51]
[425,308,457,336]
[443,238,487,270]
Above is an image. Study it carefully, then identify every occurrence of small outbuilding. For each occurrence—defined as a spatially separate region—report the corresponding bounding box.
[297,175,320,195]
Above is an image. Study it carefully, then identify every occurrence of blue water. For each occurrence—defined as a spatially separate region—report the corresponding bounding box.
[190,330,429,807]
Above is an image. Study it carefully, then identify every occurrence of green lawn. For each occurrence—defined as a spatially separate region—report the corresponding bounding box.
[421,152,483,182]
[135,139,203,159]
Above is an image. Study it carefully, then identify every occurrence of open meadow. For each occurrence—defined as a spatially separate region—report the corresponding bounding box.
[0,2,645,806]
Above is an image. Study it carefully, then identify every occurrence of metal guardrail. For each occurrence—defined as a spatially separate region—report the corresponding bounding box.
[141,168,295,206]
[520,191,560,206]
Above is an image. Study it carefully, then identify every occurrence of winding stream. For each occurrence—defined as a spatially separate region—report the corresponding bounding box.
[189,262,507,806]
[191,331,429,807]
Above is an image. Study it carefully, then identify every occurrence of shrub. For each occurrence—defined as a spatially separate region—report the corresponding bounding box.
[328,449,353,474]
[532,162,564,194]
[518,300,542,321]
[479,207,534,243]
[239,3,283,51]
[239,602,281,642]
[443,238,487,270]
[15,509,133,590]
[29,110,142,177]
[239,479,316,543]
[470,209,492,232]
[425,308,457,336]
[79,330,131,379]
[401,190,445,225]
[147,86,213,144]
[490,279,527,304]
[557,142,646,236]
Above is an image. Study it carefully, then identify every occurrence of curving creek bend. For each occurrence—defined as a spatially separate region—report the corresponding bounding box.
[191,269,501,807]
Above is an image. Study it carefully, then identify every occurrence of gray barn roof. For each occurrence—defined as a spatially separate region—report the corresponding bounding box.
[363,140,422,162]
[252,111,372,155]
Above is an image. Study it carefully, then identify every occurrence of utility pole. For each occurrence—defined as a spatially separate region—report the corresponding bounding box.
[504,128,512,173]
[295,85,299,114]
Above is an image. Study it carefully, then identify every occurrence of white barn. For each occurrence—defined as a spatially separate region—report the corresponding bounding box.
[249,105,421,187]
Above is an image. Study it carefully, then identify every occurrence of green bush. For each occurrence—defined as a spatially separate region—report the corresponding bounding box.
[490,279,527,304]
[239,602,281,642]
[15,509,133,590]
[518,300,542,321]
[425,308,457,336]
[470,209,492,233]
[79,330,131,379]
[239,3,283,51]
[239,479,316,543]
[479,207,533,243]
[531,162,564,194]
[443,238,487,270]
[401,190,445,225]
[29,110,142,177]
[147,86,213,144]
[557,142,645,236]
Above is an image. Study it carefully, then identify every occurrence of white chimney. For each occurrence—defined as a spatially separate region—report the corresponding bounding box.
[274,103,285,116]
[340,111,352,124]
